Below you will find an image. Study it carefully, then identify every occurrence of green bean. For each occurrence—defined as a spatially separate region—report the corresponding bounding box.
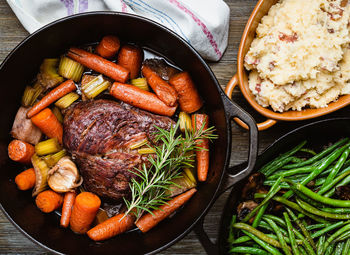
[334,229,350,242]
[335,242,345,255]
[342,239,350,255]
[318,167,350,195]
[264,218,292,255]
[252,203,268,228]
[325,243,336,255]
[229,246,270,255]
[293,189,325,208]
[228,215,237,244]
[324,174,350,198]
[286,179,350,207]
[283,212,300,255]
[300,148,317,156]
[283,138,349,169]
[242,177,283,223]
[260,140,307,175]
[305,223,329,231]
[263,181,291,189]
[268,166,314,180]
[298,246,308,255]
[321,223,350,255]
[283,142,350,198]
[296,198,350,220]
[311,221,346,239]
[258,220,274,233]
[241,230,283,255]
[293,228,316,255]
[254,193,330,223]
[263,215,287,229]
[321,147,350,190]
[233,223,282,248]
[286,208,316,250]
[317,235,326,252]
[232,235,251,244]
[321,207,350,213]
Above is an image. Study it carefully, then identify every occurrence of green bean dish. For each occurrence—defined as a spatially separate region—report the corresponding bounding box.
[228,138,350,255]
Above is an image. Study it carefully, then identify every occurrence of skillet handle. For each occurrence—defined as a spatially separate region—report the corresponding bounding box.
[225,74,277,131]
[194,84,259,254]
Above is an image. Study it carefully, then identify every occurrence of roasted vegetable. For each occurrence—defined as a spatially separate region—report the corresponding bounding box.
[137,147,156,154]
[166,172,196,197]
[47,156,82,193]
[52,106,63,123]
[21,83,43,107]
[54,92,79,109]
[31,154,50,196]
[81,74,111,99]
[58,56,84,82]
[35,138,62,156]
[43,149,67,168]
[131,78,149,91]
[129,139,148,150]
[179,112,192,132]
[37,58,64,89]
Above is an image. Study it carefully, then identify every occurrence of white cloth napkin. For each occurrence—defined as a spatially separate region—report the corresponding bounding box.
[6,0,230,61]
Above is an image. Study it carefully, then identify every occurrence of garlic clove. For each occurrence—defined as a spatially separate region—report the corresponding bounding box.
[47,156,83,193]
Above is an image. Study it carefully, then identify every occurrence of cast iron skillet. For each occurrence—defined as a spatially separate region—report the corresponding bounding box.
[196,117,350,254]
[0,12,258,255]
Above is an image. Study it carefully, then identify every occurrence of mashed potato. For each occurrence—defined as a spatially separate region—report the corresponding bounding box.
[245,0,350,112]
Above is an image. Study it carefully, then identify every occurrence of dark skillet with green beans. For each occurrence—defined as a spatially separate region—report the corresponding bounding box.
[221,118,350,255]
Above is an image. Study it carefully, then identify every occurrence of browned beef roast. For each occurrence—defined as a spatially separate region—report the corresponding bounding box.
[63,99,174,201]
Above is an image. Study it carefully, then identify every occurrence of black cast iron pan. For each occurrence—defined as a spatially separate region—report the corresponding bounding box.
[0,12,259,254]
[195,117,350,254]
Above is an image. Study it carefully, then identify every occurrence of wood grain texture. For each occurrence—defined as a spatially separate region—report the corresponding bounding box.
[1,0,349,254]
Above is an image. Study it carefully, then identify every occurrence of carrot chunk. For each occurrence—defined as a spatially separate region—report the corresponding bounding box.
[8,139,35,164]
[87,213,134,241]
[142,65,178,107]
[27,80,76,118]
[15,168,36,190]
[135,188,197,233]
[118,45,143,79]
[31,108,63,144]
[192,114,209,182]
[60,191,76,228]
[35,190,63,213]
[96,35,120,59]
[70,192,101,234]
[67,47,130,83]
[110,82,177,116]
[169,72,203,113]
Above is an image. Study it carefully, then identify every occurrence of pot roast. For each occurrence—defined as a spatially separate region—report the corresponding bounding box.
[63,99,174,201]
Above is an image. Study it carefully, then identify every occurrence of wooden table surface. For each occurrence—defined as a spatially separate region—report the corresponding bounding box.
[1,0,349,254]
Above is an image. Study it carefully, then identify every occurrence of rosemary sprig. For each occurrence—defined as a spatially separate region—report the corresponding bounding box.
[123,120,217,221]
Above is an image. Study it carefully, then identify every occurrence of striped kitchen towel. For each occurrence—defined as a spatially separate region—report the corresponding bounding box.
[6,0,230,61]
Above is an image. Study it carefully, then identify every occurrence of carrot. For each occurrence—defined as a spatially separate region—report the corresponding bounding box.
[169,72,203,113]
[118,45,143,79]
[67,47,130,83]
[96,35,120,59]
[135,188,197,233]
[8,139,35,164]
[70,192,101,234]
[31,108,63,144]
[87,213,134,241]
[142,65,178,107]
[35,190,63,213]
[110,82,177,116]
[192,114,209,182]
[60,191,76,228]
[27,80,76,118]
[15,168,36,190]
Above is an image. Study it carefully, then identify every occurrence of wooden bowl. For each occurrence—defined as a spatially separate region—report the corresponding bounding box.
[225,0,350,130]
